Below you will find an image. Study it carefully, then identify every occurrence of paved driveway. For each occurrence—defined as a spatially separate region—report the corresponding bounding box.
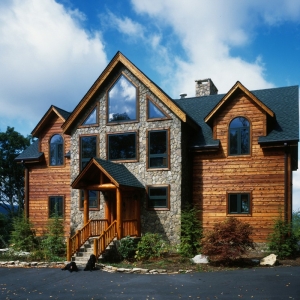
[1,266,299,299]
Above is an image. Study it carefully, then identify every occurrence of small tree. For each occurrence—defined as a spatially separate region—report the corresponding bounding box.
[10,214,37,251]
[41,212,65,260]
[179,206,202,257]
[267,216,298,259]
[201,217,254,264]
[292,210,300,241]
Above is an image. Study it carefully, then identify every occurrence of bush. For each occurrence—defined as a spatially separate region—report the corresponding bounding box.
[179,206,202,257]
[10,215,37,252]
[0,213,13,248]
[292,210,300,240]
[267,217,298,259]
[135,233,167,261]
[201,217,254,264]
[41,213,65,260]
[118,236,137,260]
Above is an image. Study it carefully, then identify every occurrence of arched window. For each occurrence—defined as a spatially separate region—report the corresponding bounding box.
[50,134,63,166]
[229,117,250,155]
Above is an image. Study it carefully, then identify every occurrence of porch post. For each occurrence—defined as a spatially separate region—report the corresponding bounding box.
[83,189,89,225]
[116,187,122,239]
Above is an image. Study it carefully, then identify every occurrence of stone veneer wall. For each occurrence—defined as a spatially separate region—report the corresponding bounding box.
[69,66,183,245]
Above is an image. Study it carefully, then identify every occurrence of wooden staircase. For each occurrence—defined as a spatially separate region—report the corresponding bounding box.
[66,218,139,261]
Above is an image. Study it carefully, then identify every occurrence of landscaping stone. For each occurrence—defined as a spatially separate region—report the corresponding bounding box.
[260,254,277,266]
[191,254,209,264]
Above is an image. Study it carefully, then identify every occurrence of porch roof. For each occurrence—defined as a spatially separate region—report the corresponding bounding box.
[71,158,144,190]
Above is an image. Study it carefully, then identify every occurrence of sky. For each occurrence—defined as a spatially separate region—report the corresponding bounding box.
[0,0,300,210]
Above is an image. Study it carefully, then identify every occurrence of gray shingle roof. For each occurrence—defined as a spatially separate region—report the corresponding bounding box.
[53,106,71,120]
[14,140,43,162]
[94,158,144,189]
[174,85,299,147]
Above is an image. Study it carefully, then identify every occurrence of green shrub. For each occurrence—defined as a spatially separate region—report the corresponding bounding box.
[0,213,13,248]
[41,212,65,260]
[292,210,300,240]
[267,217,298,259]
[201,217,254,264]
[135,233,167,261]
[118,236,137,260]
[179,206,202,257]
[10,215,37,252]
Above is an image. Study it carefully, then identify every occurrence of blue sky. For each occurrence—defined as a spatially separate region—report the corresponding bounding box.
[0,0,300,209]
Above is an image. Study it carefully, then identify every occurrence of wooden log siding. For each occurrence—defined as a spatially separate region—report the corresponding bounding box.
[193,94,287,242]
[28,114,71,237]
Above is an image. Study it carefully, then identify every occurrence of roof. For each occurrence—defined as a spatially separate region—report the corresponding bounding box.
[72,158,144,189]
[175,85,299,147]
[62,51,196,134]
[32,105,71,137]
[14,140,44,162]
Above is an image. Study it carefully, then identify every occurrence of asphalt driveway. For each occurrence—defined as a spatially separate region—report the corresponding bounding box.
[1,266,299,299]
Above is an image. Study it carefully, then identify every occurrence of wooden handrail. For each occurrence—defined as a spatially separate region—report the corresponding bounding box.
[93,220,117,258]
[66,219,108,261]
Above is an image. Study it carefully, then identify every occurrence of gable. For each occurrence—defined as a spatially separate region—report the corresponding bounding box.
[32,105,71,138]
[62,52,196,134]
[204,81,275,124]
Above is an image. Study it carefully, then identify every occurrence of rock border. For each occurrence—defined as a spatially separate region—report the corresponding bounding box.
[0,261,193,274]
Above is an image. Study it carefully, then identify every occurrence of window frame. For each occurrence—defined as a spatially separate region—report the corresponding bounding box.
[106,73,139,125]
[79,190,100,211]
[147,128,170,170]
[228,117,251,156]
[49,134,64,167]
[147,185,170,210]
[48,196,64,218]
[146,96,171,121]
[227,192,252,215]
[107,131,138,162]
[79,134,98,171]
[80,104,99,128]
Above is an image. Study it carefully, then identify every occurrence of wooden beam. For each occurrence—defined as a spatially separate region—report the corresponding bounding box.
[83,189,89,225]
[86,183,117,190]
[116,187,122,239]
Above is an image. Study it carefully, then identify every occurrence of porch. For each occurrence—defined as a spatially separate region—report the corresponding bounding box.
[67,158,144,261]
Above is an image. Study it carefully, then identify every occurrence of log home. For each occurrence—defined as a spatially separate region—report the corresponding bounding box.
[16,52,299,258]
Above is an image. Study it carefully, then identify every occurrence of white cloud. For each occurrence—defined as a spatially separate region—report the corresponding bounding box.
[130,0,300,97]
[0,0,108,135]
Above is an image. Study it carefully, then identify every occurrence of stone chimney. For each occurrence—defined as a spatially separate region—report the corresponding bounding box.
[195,78,218,97]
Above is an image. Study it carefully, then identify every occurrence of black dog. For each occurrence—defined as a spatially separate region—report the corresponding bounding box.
[61,261,78,272]
[84,254,96,271]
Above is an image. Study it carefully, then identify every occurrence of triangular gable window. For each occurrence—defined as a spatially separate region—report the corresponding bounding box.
[82,107,97,125]
[147,98,169,120]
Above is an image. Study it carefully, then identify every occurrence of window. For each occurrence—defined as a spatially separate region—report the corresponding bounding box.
[80,190,98,209]
[228,193,250,214]
[108,74,138,123]
[82,107,97,126]
[147,186,169,209]
[49,196,64,217]
[80,135,97,170]
[147,98,169,120]
[79,135,98,209]
[50,134,63,166]
[108,132,137,161]
[229,117,250,155]
[148,130,169,169]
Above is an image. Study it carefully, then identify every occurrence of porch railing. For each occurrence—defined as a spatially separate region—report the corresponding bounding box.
[66,219,109,261]
[122,219,138,236]
[93,220,117,258]
[66,219,139,261]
